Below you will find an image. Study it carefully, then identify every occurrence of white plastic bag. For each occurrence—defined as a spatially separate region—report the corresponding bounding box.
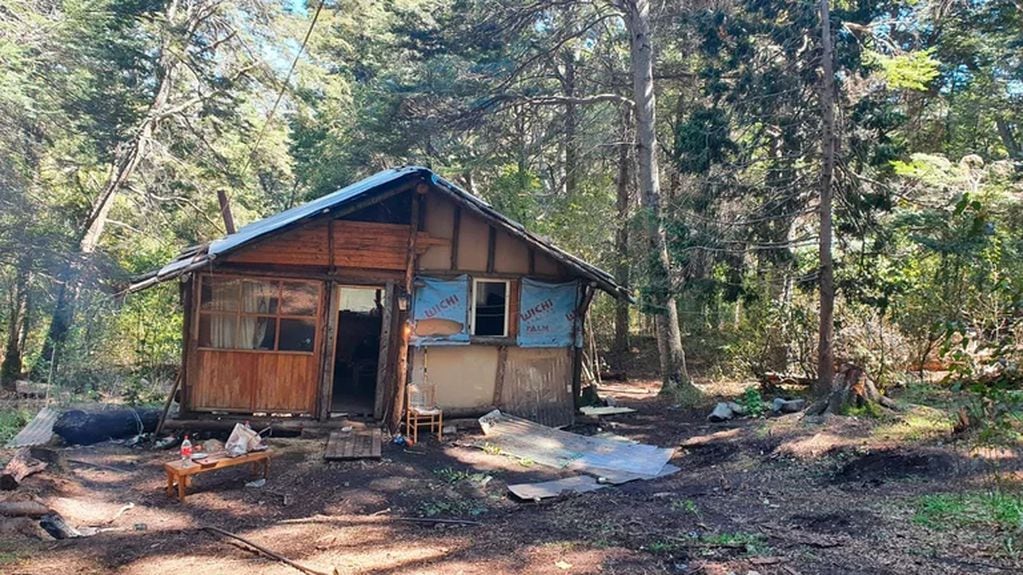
[225,423,260,457]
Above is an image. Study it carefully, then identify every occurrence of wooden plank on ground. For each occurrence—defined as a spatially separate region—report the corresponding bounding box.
[324,428,382,460]
[6,407,58,448]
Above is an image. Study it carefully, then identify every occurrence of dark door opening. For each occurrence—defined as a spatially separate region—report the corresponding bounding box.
[331,286,384,415]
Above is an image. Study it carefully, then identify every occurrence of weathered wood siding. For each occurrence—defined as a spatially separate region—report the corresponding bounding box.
[192,350,319,413]
[224,220,446,270]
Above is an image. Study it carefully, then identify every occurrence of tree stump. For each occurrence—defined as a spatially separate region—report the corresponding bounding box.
[805,363,899,416]
[1,448,47,490]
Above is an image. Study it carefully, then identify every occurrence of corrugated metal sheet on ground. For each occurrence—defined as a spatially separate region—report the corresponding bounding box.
[478,409,675,478]
[507,463,681,500]
[6,407,58,448]
[507,475,605,500]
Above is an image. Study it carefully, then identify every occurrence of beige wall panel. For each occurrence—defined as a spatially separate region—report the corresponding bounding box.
[410,345,497,409]
[535,252,562,276]
[494,230,530,274]
[419,195,455,270]
[500,347,573,427]
[457,212,490,271]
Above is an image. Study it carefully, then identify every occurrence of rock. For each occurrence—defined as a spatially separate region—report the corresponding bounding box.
[442,425,457,436]
[726,401,747,416]
[707,402,734,422]
[771,398,806,413]
[776,398,806,413]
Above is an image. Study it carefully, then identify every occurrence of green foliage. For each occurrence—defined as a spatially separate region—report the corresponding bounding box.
[669,498,701,517]
[866,49,941,92]
[417,496,488,518]
[433,467,489,485]
[913,491,1023,533]
[700,532,770,556]
[740,386,766,418]
[0,407,31,445]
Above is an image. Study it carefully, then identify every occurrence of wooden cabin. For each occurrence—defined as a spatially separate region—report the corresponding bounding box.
[132,167,629,429]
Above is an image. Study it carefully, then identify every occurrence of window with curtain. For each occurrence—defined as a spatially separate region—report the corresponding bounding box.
[198,275,319,353]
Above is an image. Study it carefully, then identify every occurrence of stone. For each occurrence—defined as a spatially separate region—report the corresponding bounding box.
[777,398,806,413]
[707,402,734,422]
[726,401,747,416]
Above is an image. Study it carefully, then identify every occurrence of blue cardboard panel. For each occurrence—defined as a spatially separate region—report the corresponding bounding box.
[411,275,470,345]
[517,279,580,348]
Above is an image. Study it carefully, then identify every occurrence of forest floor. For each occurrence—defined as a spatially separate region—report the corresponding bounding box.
[1,373,1022,575]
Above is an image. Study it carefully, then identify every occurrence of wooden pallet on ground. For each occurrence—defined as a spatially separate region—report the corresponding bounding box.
[324,428,382,460]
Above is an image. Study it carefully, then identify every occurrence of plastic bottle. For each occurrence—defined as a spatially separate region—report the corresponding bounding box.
[180,434,193,462]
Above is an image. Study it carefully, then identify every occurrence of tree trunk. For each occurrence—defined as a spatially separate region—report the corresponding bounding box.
[815,0,836,398]
[805,363,898,415]
[613,107,632,357]
[2,256,31,390]
[36,0,181,376]
[996,117,1021,162]
[560,4,579,200]
[622,0,701,403]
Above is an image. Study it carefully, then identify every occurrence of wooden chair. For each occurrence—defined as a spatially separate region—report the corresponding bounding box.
[405,348,443,443]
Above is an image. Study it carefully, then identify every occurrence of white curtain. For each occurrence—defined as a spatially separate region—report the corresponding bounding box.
[239,281,274,349]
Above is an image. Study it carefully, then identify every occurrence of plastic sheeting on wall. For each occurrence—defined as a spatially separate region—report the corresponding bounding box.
[517,278,580,348]
[411,275,470,345]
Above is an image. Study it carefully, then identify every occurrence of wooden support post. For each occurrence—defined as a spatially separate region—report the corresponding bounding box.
[318,281,338,421]
[571,283,597,407]
[181,275,196,417]
[216,189,236,235]
[390,182,426,431]
[486,226,497,273]
[375,281,395,420]
[450,207,461,270]
[492,345,508,408]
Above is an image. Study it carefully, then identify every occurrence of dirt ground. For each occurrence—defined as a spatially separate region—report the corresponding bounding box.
[2,378,1021,575]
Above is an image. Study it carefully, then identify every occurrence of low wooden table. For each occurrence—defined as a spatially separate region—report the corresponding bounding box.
[164,450,271,502]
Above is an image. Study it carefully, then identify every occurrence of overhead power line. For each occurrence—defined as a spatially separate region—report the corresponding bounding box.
[241,0,326,176]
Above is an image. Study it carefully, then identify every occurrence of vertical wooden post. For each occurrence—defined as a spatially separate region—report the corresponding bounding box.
[493,345,508,409]
[390,182,427,431]
[180,275,198,418]
[216,189,236,235]
[571,283,596,407]
[486,226,497,273]
[375,282,395,420]
[318,282,338,421]
[450,206,461,270]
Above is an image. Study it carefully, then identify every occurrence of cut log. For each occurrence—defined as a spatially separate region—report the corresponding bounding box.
[53,407,160,445]
[1,448,47,490]
[805,363,899,416]
[0,500,50,517]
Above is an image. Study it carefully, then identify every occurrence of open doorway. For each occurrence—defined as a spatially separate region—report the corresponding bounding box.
[331,286,385,415]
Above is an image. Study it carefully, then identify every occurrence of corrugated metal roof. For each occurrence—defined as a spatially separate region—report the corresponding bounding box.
[130,166,628,298]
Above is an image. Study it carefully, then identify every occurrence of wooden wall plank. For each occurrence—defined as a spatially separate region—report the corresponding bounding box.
[223,220,447,272]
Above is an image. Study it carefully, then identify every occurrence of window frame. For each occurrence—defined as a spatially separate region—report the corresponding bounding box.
[195,274,321,355]
[469,278,511,338]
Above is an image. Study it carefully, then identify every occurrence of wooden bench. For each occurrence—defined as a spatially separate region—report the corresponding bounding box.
[164,450,271,502]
